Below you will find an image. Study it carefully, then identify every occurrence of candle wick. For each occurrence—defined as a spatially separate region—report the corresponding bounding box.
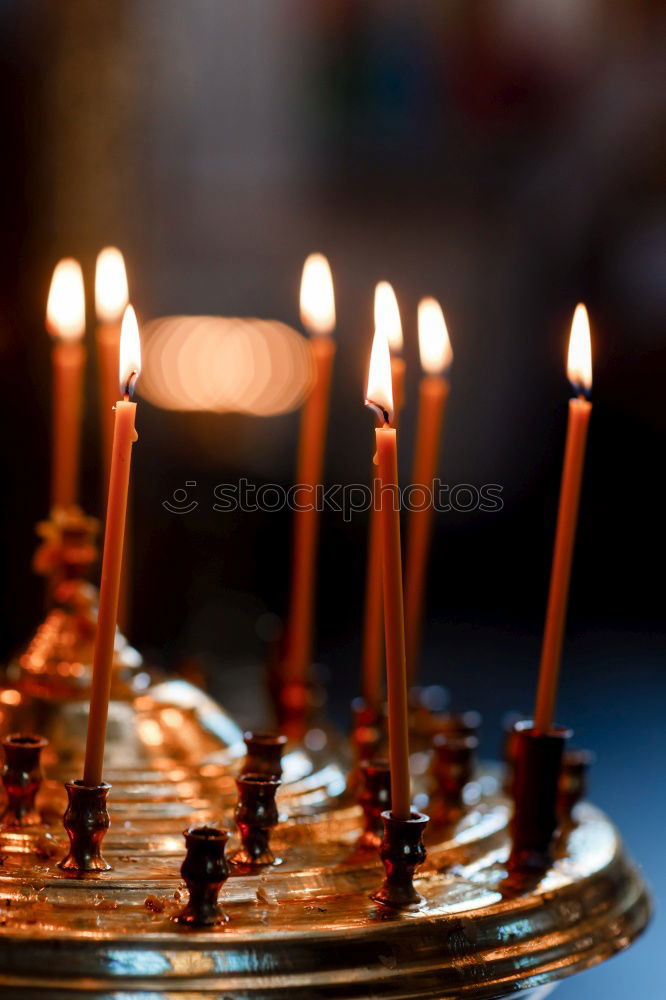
[123,370,138,400]
[365,398,390,427]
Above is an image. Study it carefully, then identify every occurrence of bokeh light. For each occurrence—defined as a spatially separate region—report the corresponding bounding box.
[139,316,314,415]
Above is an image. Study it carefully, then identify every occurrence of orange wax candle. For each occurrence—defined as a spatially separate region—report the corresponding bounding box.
[366,323,411,820]
[404,298,453,682]
[534,305,593,734]
[283,254,336,685]
[95,248,129,486]
[46,259,86,510]
[362,359,405,710]
[361,284,404,711]
[83,306,141,786]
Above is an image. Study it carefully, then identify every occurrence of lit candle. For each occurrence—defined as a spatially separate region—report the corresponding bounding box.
[95,248,129,486]
[404,298,453,682]
[534,304,592,734]
[365,323,411,820]
[46,259,86,510]
[362,282,405,712]
[83,306,141,786]
[283,254,336,687]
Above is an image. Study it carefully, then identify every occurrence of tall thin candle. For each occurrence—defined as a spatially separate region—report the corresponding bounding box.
[404,298,452,682]
[362,282,404,711]
[95,248,129,485]
[534,304,592,733]
[46,259,86,510]
[283,254,336,687]
[83,306,141,786]
[365,323,411,820]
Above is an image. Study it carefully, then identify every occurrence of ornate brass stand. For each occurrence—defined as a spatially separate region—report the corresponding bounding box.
[0,513,651,997]
[0,660,650,999]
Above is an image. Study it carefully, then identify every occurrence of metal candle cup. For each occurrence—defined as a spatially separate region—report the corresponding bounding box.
[558,748,595,824]
[508,721,571,871]
[358,760,391,847]
[243,731,287,779]
[232,774,281,867]
[1,734,47,827]
[176,826,230,926]
[431,732,478,822]
[371,809,429,909]
[59,780,112,872]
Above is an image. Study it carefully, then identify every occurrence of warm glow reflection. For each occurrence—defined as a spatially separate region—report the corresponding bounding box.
[139,316,314,415]
[0,689,21,706]
[95,247,129,322]
[365,324,394,423]
[119,305,142,396]
[46,259,85,341]
[374,281,403,351]
[418,297,453,374]
[567,303,592,395]
[299,253,335,335]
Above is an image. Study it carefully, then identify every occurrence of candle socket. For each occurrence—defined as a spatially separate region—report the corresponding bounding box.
[508,722,571,872]
[351,697,383,763]
[358,760,391,847]
[176,826,230,926]
[433,709,482,739]
[276,679,322,742]
[501,711,526,793]
[431,733,478,822]
[231,774,281,868]
[558,748,594,825]
[371,810,429,910]
[242,731,287,780]
[59,781,112,872]
[1,734,47,827]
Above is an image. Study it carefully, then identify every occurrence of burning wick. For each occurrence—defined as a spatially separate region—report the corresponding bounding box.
[365,398,390,426]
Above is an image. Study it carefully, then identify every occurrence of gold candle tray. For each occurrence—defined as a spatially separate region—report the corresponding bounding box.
[0,671,650,999]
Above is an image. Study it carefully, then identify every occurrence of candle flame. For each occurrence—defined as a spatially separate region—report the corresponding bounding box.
[119,305,142,397]
[365,324,394,424]
[46,258,85,341]
[299,253,335,335]
[374,281,403,351]
[95,247,129,322]
[418,297,452,374]
[567,303,592,396]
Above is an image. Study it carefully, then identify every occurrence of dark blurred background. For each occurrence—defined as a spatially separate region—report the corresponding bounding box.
[0,2,664,994]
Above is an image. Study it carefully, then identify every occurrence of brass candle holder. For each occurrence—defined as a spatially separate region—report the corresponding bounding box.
[508,720,571,872]
[370,809,429,910]
[559,747,595,824]
[59,780,112,872]
[242,731,287,779]
[431,731,477,823]
[176,826,231,926]
[1,734,47,827]
[231,774,281,868]
[357,759,391,847]
[0,576,652,999]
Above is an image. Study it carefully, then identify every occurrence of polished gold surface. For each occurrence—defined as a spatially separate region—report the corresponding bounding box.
[0,591,651,998]
[0,718,650,998]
